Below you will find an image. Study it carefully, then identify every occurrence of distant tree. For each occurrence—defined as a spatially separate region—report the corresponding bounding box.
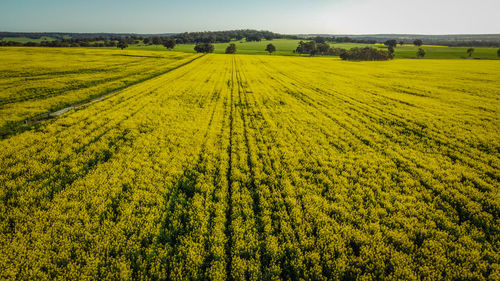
[326,36,336,42]
[246,34,262,42]
[413,39,423,47]
[384,40,397,48]
[117,41,128,50]
[295,41,318,56]
[497,49,500,57]
[334,36,376,44]
[467,48,474,57]
[265,43,276,54]
[340,47,393,61]
[194,43,214,53]
[225,43,236,54]
[263,35,274,41]
[125,36,135,44]
[106,40,117,47]
[24,42,39,47]
[312,36,326,44]
[417,48,425,58]
[388,46,395,55]
[317,42,330,54]
[163,38,176,50]
[399,41,404,46]
[152,36,162,45]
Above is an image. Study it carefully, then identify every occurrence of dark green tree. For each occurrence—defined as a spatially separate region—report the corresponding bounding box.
[317,42,330,55]
[417,48,425,58]
[413,39,423,47]
[467,48,474,57]
[163,38,176,50]
[497,49,500,57]
[384,40,397,48]
[265,43,276,54]
[340,47,393,61]
[194,43,214,53]
[152,37,162,45]
[225,43,236,54]
[388,46,395,55]
[246,34,262,42]
[263,34,274,41]
[312,36,326,43]
[295,41,318,56]
[117,41,128,50]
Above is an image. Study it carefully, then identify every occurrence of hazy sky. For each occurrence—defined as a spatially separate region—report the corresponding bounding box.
[1,0,499,34]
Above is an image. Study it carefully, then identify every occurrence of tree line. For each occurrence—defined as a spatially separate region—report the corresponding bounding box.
[0,39,123,48]
[293,40,393,60]
[0,32,152,41]
[307,36,377,44]
[171,30,297,44]
[293,40,428,60]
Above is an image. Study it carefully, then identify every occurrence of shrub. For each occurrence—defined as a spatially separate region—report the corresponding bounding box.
[340,47,393,61]
[265,43,276,54]
[413,39,423,46]
[388,46,395,55]
[417,48,426,58]
[295,41,318,56]
[194,43,214,53]
[117,41,128,50]
[467,48,474,57]
[225,43,236,54]
[163,38,176,50]
[384,40,397,48]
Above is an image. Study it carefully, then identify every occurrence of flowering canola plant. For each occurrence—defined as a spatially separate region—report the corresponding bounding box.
[0,50,499,280]
[0,47,199,128]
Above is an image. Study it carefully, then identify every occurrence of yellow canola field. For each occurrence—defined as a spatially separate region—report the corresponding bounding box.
[0,52,499,280]
[0,47,199,128]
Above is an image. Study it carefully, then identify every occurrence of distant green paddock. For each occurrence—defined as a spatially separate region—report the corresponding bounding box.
[121,39,499,59]
[126,39,303,55]
[127,40,378,56]
[371,44,500,59]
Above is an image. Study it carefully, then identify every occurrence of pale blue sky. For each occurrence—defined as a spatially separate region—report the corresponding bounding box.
[0,0,499,34]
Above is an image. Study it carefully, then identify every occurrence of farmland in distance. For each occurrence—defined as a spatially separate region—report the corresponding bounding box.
[0,50,499,280]
[123,39,500,59]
